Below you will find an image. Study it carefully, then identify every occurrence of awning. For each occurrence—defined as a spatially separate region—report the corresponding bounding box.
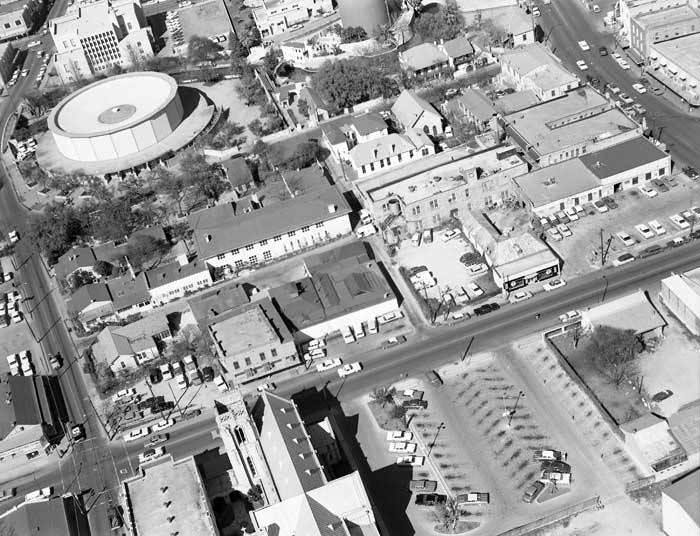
[625,47,645,65]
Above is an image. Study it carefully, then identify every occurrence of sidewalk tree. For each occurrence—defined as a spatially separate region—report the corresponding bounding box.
[369,385,396,407]
[236,66,266,106]
[27,203,88,264]
[434,497,461,533]
[188,35,222,63]
[69,269,96,289]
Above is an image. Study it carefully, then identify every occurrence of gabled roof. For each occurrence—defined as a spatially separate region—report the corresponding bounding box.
[321,113,387,146]
[400,42,448,71]
[92,312,170,366]
[349,131,428,167]
[145,260,210,290]
[391,90,442,130]
[0,377,42,440]
[67,283,112,314]
[458,88,496,122]
[440,36,473,58]
[188,187,351,261]
[501,43,579,90]
[107,273,150,311]
[221,157,254,188]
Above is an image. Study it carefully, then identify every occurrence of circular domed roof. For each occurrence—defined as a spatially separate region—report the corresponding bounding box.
[49,72,178,138]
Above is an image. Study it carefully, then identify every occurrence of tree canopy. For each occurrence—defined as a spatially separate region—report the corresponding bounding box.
[341,26,368,43]
[413,0,464,42]
[188,35,222,63]
[311,58,399,112]
[125,234,171,271]
[28,203,89,265]
[583,325,644,386]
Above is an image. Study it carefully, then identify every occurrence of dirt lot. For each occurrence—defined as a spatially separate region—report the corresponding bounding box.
[551,333,649,426]
[548,174,700,277]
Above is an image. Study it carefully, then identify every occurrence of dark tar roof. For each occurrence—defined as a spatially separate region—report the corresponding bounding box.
[580,137,668,180]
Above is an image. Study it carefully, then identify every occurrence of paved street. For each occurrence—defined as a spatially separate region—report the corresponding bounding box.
[539,0,700,168]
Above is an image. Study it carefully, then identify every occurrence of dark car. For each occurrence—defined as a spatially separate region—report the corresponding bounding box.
[683,166,698,179]
[540,460,571,473]
[598,46,608,56]
[201,366,215,382]
[522,481,546,503]
[652,178,670,192]
[149,368,162,384]
[151,400,175,414]
[402,399,428,409]
[408,265,429,276]
[603,197,618,209]
[415,493,447,506]
[652,389,673,402]
[474,303,500,316]
[691,229,700,240]
[459,252,483,265]
[410,479,438,492]
[640,244,662,258]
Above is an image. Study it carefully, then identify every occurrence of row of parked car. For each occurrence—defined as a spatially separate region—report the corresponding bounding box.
[1,290,23,327]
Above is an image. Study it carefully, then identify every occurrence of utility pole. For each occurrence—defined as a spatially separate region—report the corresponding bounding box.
[460,336,475,363]
[601,234,613,266]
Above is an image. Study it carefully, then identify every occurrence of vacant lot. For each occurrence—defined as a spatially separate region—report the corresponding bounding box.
[551,333,648,425]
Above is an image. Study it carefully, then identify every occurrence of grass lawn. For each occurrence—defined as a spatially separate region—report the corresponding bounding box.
[368,401,407,431]
[551,334,648,425]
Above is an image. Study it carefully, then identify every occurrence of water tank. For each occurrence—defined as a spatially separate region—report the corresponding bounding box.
[338,0,389,34]
[387,198,402,216]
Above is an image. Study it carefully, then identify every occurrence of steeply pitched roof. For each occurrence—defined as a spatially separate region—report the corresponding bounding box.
[441,36,474,58]
[67,283,112,314]
[400,42,448,71]
[145,260,210,290]
[221,157,254,188]
[107,273,150,311]
[321,113,387,146]
[349,132,427,167]
[458,88,496,122]
[501,43,578,90]
[188,187,351,261]
[664,469,700,527]
[391,90,442,130]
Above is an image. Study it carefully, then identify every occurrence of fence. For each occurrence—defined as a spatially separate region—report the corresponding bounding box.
[496,495,603,536]
[625,475,656,494]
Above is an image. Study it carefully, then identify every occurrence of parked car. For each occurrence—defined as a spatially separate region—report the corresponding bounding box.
[619,93,634,105]
[632,82,647,94]
[25,487,52,502]
[616,231,636,247]
[509,291,532,303]
[421,229,433,244]
[565,207,579,220]
[474,303,500,316]
[214,375,229,392]
[648,220,666,235]
[577,40,590,51]
[467,282,483,297]
[201,366,214,382]
[123,427,150,442]
[0,488,15,502]
[635,223,655,240]
[522,481,545,503]
[337,362,362,377]
[410,479,437,492]
[114,388,137,402]
[456,492,490,505]
[387,431,414,442]
[415,493,447,506]
[382,335,407,349]
[575,60,588,70]
[533,449,567,461]
[639,185,658,198]
[71,424,86,442]
[603,197,618,209]
[316,358,343,372]
[402,399,428,409]
[543,278,566,291]
[397,455,425,466]
[670,214,690,229]
[257,382,276,392]
[160,363,173,381]
[556,223,572,237]
[467,263,488,276]
[612,253,636,266]
[138,446,166,464]
[440,229,461,242]
[640,244,662,258]
[651,389,673,403]
[152,419,175,432]
[388,442,417,453]
[558,310,581,323]
[378,310,404,324]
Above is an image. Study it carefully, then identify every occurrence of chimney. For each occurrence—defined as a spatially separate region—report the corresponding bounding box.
[391,144,396,152]
[373,148,378,158]
[327,204,337,214]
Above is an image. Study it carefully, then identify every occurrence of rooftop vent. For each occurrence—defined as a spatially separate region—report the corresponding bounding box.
[327,204,337,214]
[204,234,212,243]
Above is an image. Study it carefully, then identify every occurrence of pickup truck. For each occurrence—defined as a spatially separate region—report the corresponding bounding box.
[415,493,447,506]
[409,479,437,492]
[456,492,490,505]
[533,449,567,461]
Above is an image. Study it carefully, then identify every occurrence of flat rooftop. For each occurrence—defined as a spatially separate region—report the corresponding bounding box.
[504,87,638,157]
[580,137,669,180]
[365,146,526,205]
[585,290,666,335]
[621,415,683,464]
[514,159,601,208]
[635,4,700,29]
[178,0,234,39]
[651,33,700,82]
[125,455,218,536]
[501,43,579,90]
[491,232,559,277]
[209,298,292,356]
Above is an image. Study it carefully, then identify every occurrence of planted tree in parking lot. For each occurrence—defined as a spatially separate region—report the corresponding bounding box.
[584,326,644,387]
[369,385,396,407]
[434,497,461,532]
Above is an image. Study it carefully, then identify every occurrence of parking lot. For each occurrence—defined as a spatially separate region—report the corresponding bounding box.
[545,173,700,277]
[394,234,501,317]
[0,285,44,377]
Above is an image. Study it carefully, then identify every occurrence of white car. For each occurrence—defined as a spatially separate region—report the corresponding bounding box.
[593,200,609,213]
[635,223,655,239]
[387,430,414,442]
[639,186,658,198]
[138,446,166,464]
[576,60,588,71]
[509,291,532,303]
[691,206,700,219]
[468,263,488,276]
[337,362,362,377]
[20,69,28,77]
[114,388,137,401]
[378,310,404,324]
[616,231,636,247]
[456,288,470,303]
[27,40,41,47]
[8,231,19,243]
[152,419,175,432]
[440,229,461,242]
[543,278,566,291]
[547,228,562,241]
[389,442,417,453]
[214,375,229,392]
[303,348,326,361]
[25,487,52,502]
[124,427,150,442]
[556,223,572,237]
[397,455,425,466]
[565,207,579,220]
[649,220,666,235]
[467,282,483,297]
[558,310,581,323]
[532,6,540,15]
[577,40,590,51]
[308,338,326,350]
[670,214,690,229]
[316,358,343,372]
[176,374,188,390]
[632,83,647,94]
[257,382,276,392]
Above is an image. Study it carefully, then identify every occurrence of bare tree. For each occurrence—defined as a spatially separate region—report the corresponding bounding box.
[434,497,461,532]
[583,326,643,387]
[369,385,396,408]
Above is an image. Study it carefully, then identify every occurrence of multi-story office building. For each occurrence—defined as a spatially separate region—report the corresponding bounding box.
[51,0,153,83]
[0,0,41,41]
[251,0,334,38]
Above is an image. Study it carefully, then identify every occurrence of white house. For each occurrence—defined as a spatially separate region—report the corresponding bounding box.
[392,90,445,136]
[349,129,434,178]
[321,113,388,161]
[662,470,700,536]
[146,260,213,306]
[189,187,353,271]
